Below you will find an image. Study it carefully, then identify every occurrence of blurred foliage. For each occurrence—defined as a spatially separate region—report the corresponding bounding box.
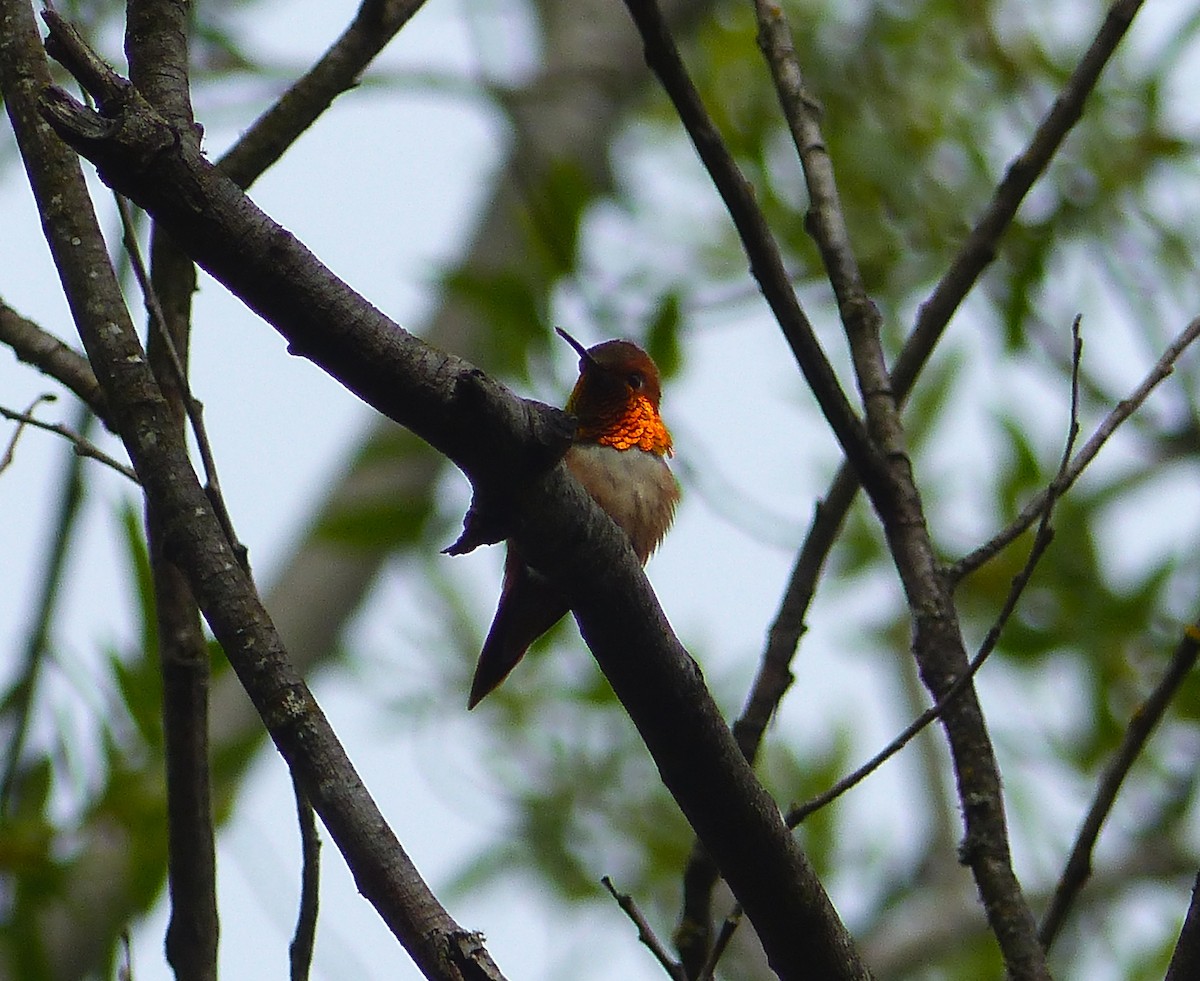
[5,0,1200,979]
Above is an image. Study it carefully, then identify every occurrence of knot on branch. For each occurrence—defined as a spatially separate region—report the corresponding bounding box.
[444,368,575,556]
[37,9,182,188]
[38,87,122,142]
[42,9,132,115]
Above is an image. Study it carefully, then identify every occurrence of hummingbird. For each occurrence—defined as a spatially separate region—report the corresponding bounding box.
[467,328,680,708]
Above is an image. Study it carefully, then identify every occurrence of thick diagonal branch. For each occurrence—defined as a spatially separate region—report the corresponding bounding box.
[3,3,504,977]
[38,17,870,980]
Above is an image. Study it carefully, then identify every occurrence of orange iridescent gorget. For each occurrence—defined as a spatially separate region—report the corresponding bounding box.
[574,394,673,456]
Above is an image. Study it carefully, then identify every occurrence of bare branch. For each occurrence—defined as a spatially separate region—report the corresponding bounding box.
[618,0,886,498]
[290,779,321,981]
[0,398,138,481]
[679,1,1142,973]
[0,301,109,423]
[732,0,1151,772]
[1040,621,1200,950]
[602,877,687,981]
[787,532,1052,826]
[951,315,1200,582]
[745,4,1051,974]
[788,316,1079,825]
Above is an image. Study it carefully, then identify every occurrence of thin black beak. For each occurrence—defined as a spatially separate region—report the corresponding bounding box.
[555,327,596,368]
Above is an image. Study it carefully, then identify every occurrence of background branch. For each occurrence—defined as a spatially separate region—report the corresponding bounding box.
[951,315,1200,582]
[1040,621,1200,950]
[124,4,221,978]
[619,0,885,493]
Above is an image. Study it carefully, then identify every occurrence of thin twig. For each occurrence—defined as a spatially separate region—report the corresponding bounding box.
[789,318,1082,827]
[602,877,688,981]
[951,315,1200,582]
[732,0,1150,768]
[0,398,138,481]
[1039,621,1200,950]
[893,0,1147,400]
[112,194,246,566]
[0,393,55,474]
[0,301,109,423]
[619,0,884,493]
[696,905,741,981]
[290,776,321,981]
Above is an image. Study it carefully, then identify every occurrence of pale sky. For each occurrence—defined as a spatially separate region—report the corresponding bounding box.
[3,1,1200,979]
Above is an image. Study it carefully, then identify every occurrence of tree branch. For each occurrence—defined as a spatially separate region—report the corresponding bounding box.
[680,2,1147,973]
[1167,866,1200,981]
[217,0,428,190]
[700,321,1084,977]
[0,398,137,481]
[124,2,220,977]
[619,0,887,499]
[665,0,1052,972]
[2,2,506,976]
[36,12,870,979]
[791,319,1081,827]
[951,315,1200,583]
[1040,621,1200,950]
[734,0,1151,769]
[0,300,109,423]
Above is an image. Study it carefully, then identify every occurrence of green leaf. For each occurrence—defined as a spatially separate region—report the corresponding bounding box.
[645,290,683,379]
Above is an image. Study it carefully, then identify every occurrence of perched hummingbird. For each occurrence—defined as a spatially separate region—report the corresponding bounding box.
[467,328,680,708]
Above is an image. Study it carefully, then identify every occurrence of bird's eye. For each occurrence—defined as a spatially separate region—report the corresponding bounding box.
[628,372,645,391]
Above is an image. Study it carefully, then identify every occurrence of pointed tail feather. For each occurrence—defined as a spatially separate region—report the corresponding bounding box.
[468,562,568,708]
